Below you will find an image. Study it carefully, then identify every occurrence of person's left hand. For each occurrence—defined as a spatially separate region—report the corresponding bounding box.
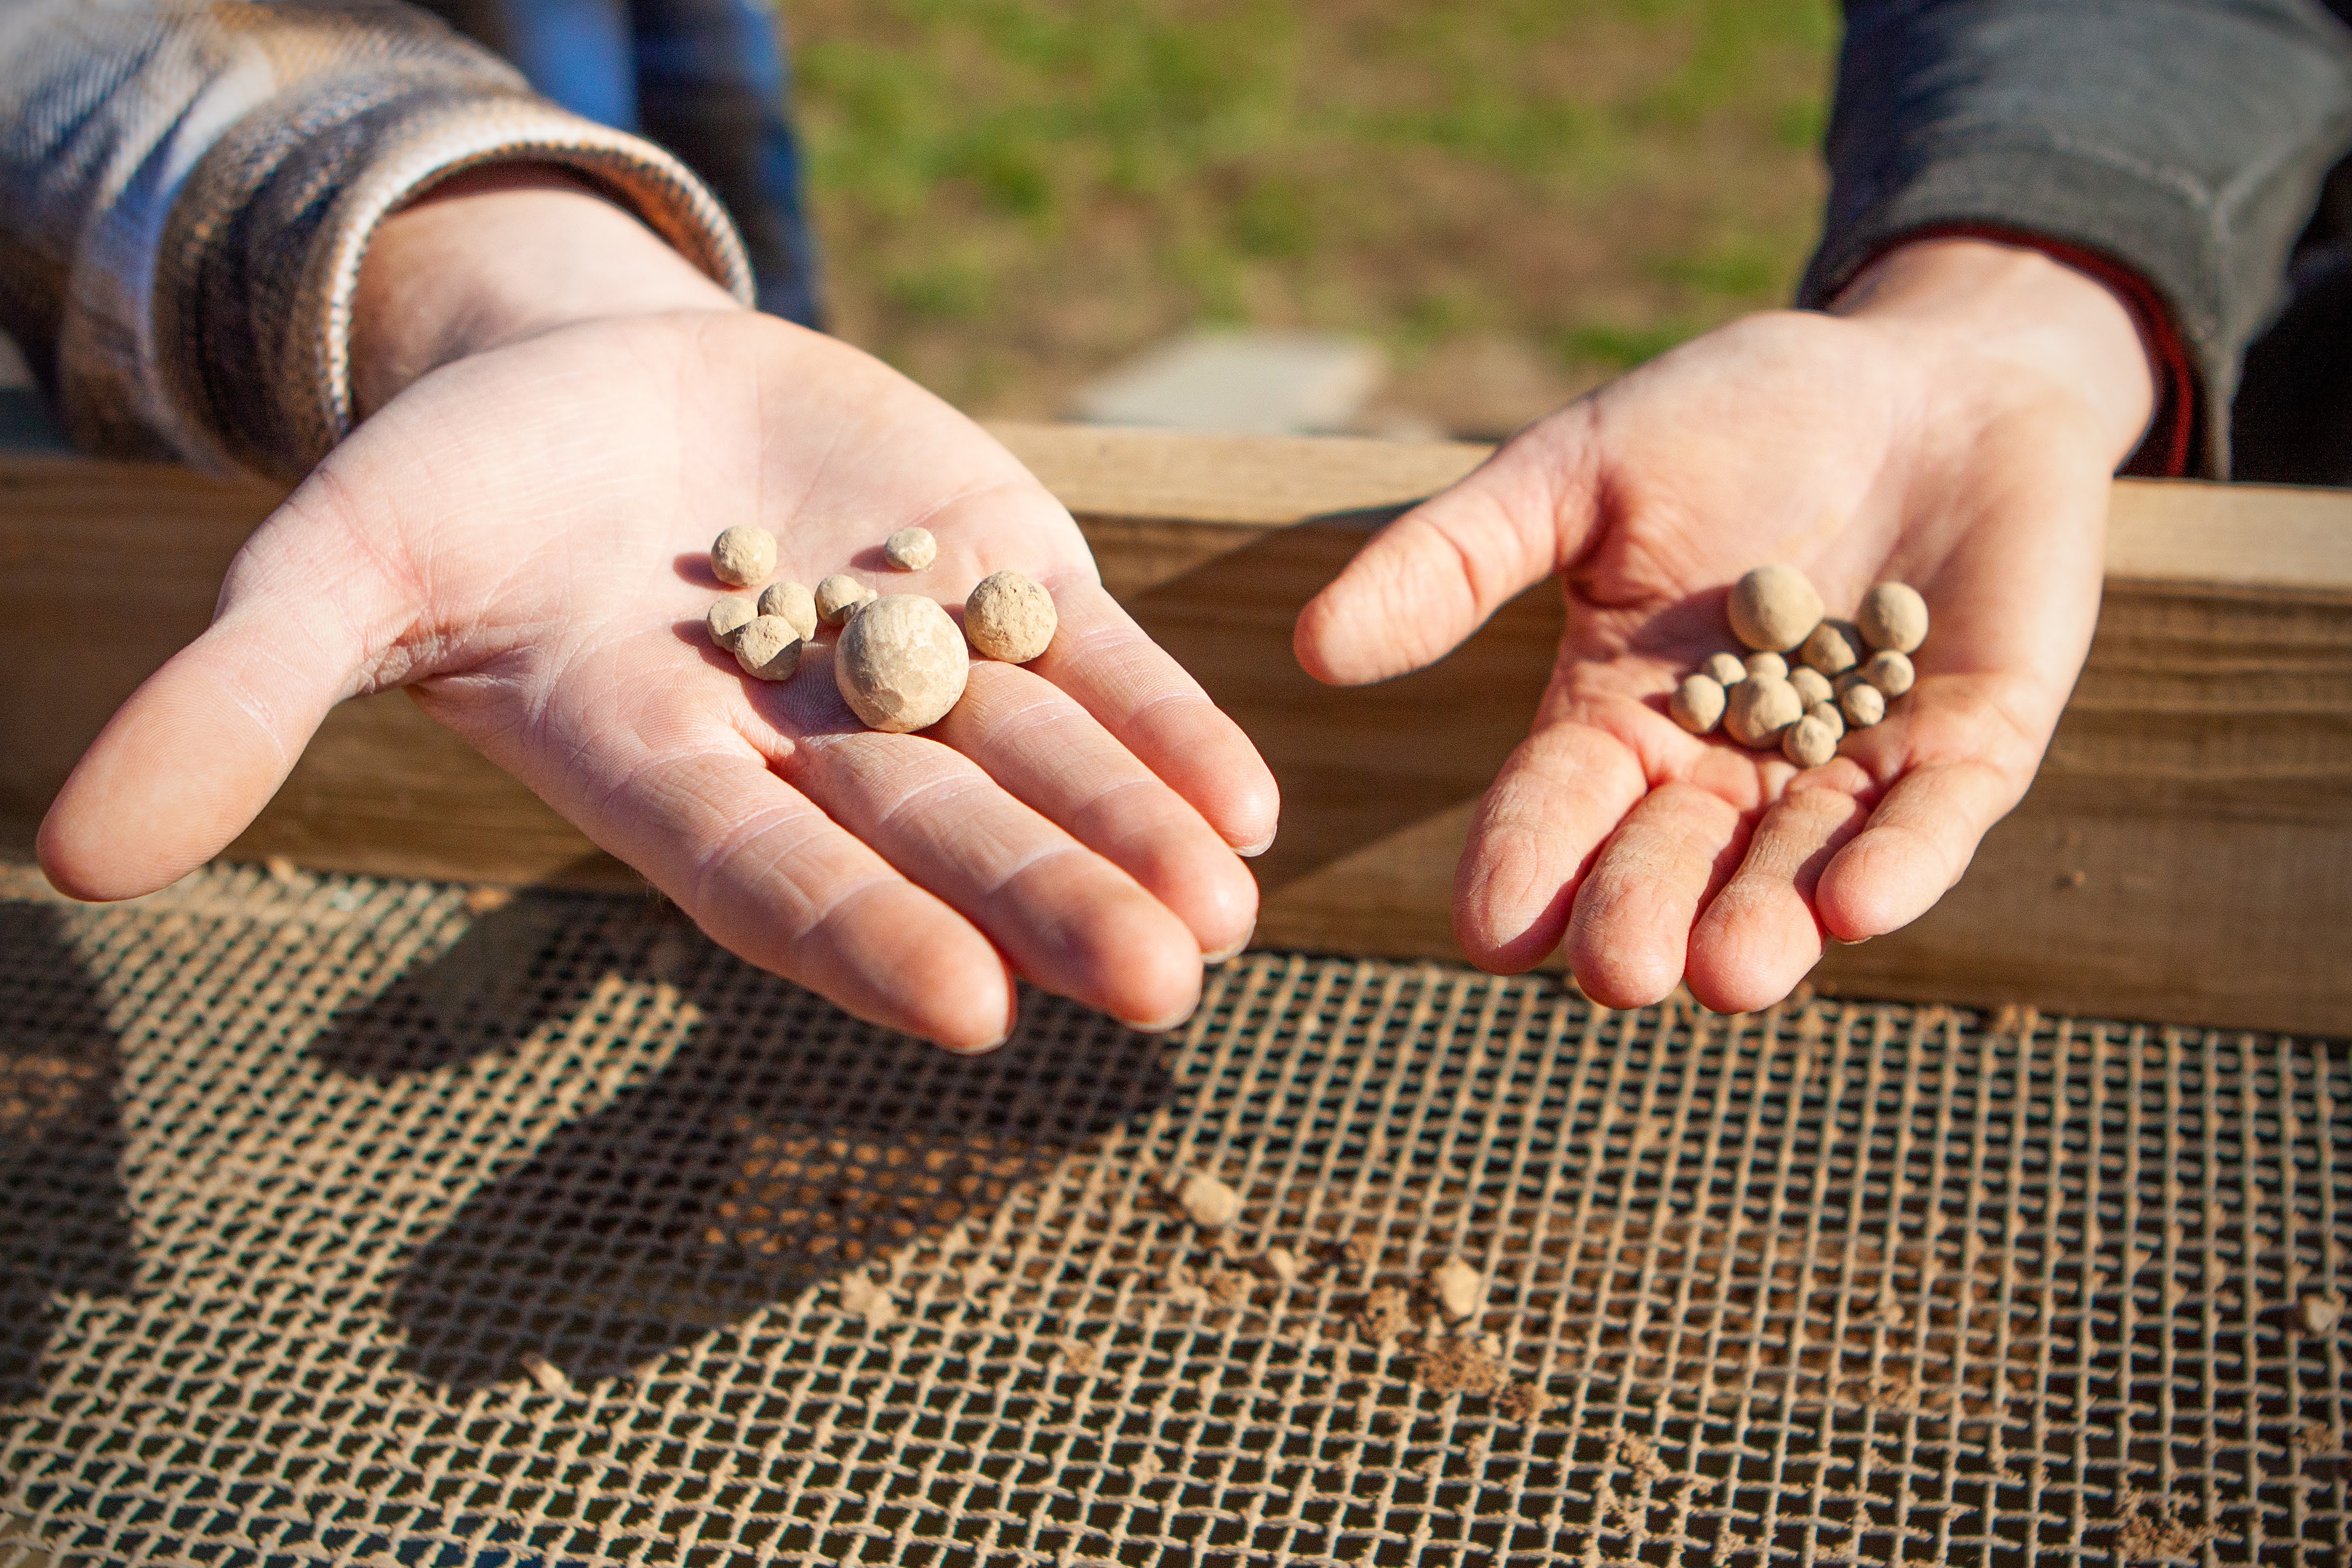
[1291,238,2154,1013]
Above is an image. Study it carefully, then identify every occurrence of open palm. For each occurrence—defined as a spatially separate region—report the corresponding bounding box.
[42,313,1276,1049]
[1296,301,2127,1013]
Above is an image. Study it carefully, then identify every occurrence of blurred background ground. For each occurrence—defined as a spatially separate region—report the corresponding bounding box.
[786,0,1837,439]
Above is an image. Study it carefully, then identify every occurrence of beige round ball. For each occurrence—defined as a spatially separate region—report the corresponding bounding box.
[835,595,969,732]
[1701,651,1748,686]
[706,596,755,648]
[1800,620,1860,676]
[1728,564,1825,652]
[757,580,819,642]
[711,525,777,588]
[1861,649,1916,698]
[1724,675,1803,748]
[964,570,1057,664]
[883,526,938,571]
[1839,681,1886,729]
[1790,665,1834,707]
[1670,673,1727,735]
[1806,698,1845,739]
[1858,582,1929,654]
[1745,650,1789,682]
[1782,712,1840,768]
[816,574,875,627]
[733,615,803,682]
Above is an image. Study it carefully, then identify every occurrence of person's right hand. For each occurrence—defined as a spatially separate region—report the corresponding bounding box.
[1296,238,2157,1013]
[38,173,1277,1051]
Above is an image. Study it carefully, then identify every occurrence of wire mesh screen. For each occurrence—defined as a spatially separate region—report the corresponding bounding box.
[1,858,2346,1566]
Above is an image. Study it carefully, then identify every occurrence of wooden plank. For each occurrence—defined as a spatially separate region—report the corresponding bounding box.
[3,431,2349,1034]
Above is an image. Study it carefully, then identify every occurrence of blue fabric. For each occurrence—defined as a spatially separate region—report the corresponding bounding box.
[443,0,823,325]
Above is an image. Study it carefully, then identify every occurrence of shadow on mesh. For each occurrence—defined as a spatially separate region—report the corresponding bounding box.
[0,904,137,1406]
[369,927,1177,1390]
[306,891,610,1078]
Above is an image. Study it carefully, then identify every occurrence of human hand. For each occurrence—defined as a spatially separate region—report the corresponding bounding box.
[39,173,1276,1050]
[1295,238,2156,1012]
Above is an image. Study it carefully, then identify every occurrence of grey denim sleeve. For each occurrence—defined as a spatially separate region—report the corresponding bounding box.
[0,0,752,481]
[1800,0,2352,474]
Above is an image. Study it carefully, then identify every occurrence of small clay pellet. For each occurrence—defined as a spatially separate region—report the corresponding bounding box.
[964,570,1058,664]
[816,574,875,627]
[1807,699,1845,740]
[732,615,803,682]
[1790,666,1833,708]
[1858,581,1930,654]
[710,525,777,588]
[1724,675,1803,748]
[1745,650,1789,682]
[519,1352,572,1395]
[834,594,967,731]
[1800,620,1860,677]
[1670,673,1727,735]
[2300,1294,2343,1335]
[757,580,819,642]
[1728,563,1826,652]
[1839,682,1886,729]
[1701,651,1748,687]
[883,526,938,570]
[1430,1256,1483,1321]
[1861,649,1916,698]
[1178,1172,1242,1228]
[706,596,755,648]
[1782,712,1840,768]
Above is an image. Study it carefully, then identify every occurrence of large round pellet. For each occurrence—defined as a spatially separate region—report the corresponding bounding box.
[1702,652,1748,686]
[1745,651,1788,682]
[1429,1257,1483,1322]
[834,594,969,732]
[883,526,938,570]
[733,615,803,682]
[964,570,1057,664]
[1800,621,1860,677]
[1839,682,1886,729]
[1728,565,1825,652]
[1806,699,1845,739]
[816,574,875,627]
[1782,713,1840,768]
[711,525,777,588]
[1790,666,1833,707]
[758,580,819,642]
[1178,1173,1241,1229]
[1861,649,1916,698]
[706,596,755,648]
[1858,582,1929,654]
[1724,675,1803,748]
[1671,673,1727,735]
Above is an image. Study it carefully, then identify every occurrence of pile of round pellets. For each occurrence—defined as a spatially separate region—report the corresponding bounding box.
[1670,566,1928,768]
[698,524,1060,733]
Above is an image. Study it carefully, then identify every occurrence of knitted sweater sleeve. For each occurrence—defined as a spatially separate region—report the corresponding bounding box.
[0,0,751,480]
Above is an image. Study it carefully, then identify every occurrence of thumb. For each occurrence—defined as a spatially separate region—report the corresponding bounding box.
[38,494,415,901]
[1293,403,1602,685]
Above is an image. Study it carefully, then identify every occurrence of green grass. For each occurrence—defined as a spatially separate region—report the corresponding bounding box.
[785,0,1839,429]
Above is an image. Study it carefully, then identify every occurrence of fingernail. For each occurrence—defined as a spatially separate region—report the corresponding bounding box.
[944,1031,1009,1056]
[1235,834,1276,858]
[1118,1004,1199,1035]
[1202,921,1256,964]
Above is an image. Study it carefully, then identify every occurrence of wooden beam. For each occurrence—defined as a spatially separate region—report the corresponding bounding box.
[3,427,2348,1034]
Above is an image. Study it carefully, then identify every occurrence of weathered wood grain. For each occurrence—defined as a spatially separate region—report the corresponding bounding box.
[3,428,2349,1034]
